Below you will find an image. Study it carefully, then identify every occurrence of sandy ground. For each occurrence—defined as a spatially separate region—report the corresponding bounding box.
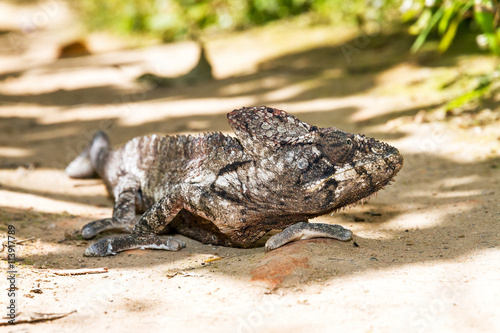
[1,2,500,332]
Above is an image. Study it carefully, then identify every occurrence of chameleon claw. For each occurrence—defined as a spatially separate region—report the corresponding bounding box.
[84,235,186,257]
[81,219,133,240]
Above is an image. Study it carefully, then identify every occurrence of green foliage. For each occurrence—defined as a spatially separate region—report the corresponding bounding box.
[404,0,500,55]
[72,0,397,42]
[474,0,500,54]
[445,72,496,111]
[405,1,499,118]
[246,0,313,24]
[75,0,237,41]
[74,0,315,41]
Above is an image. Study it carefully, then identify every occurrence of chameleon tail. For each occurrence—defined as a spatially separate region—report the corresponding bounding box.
[65,131,110,178]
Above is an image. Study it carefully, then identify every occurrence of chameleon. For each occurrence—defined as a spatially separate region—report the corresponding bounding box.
[65,106,403,257]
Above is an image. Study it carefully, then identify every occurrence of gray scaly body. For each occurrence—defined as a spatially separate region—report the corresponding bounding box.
[65,106,403,256]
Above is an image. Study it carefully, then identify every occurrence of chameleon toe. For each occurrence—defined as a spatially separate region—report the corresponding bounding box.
[81,224,99,240]
[84,238,116,257]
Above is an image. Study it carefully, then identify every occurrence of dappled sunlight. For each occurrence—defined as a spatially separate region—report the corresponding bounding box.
[407,189,487,199]
[0,146,32,158]
[0,168,111,210]
[263,77,324,102]
[0,66,137,95]
[208,25,357,78]
[117,97,255,127]
[0,104,60,118]
[43,104,122,124]
[218,76,288,96]
[0,190,109,215]
[13,126,78,141]
[436,175,483,189]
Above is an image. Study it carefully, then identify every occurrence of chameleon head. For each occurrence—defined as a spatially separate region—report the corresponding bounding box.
[227,106,403,214]
[314,128,404,210]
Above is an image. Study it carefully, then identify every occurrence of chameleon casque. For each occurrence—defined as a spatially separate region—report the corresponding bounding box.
[65,106,403,257]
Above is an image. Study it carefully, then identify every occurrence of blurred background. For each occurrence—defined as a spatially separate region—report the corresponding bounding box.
[0,0,499,204]
[0,0,499,170]
[1,1,499,331]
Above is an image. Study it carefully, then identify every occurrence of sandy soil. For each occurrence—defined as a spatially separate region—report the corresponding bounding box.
[1,2,500,332]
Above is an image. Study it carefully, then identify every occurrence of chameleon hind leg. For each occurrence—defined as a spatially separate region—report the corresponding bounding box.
[264,222,352,252]
[81,218,137,240]
[85,194,186,257]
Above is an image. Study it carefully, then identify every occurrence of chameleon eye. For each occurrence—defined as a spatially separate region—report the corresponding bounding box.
[318,132,355,165]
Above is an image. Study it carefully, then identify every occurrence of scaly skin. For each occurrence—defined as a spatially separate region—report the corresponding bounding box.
[66,106,403,257]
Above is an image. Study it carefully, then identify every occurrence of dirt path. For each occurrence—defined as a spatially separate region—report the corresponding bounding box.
[1,2,500,332]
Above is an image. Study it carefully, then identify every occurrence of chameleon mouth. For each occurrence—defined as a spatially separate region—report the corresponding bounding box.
[327,174,400,217]
[306,152,403,193]
[329,152,403,214]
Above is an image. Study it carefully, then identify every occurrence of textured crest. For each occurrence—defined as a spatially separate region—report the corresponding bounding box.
[227,106,313,155]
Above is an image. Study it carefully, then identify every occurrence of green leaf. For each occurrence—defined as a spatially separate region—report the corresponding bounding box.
[445,75,492,111]
[411,7,445,53]
[475,10,495,33]
[409,8,432,35]
[484,32,500,54]
[438,14,460,52]
[438,2,457,35]
[474,3,500,54]
[438,1,473,53]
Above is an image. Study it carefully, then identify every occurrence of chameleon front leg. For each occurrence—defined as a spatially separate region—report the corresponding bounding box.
[84,195,185,257]
[81,185,139,239]
[264,222,352,252]
[83,233,185,257]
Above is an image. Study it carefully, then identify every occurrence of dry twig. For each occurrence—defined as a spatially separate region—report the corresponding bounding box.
[0,310,76,325]
[46,267,109,276]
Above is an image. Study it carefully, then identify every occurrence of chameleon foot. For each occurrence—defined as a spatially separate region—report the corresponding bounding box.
[84,234,186,257]
[265,222,352,252]
[81,218,134,240]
